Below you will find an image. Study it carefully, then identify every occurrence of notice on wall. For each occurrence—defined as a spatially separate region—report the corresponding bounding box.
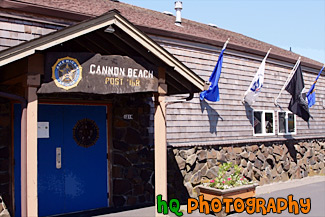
[38,122,49,138]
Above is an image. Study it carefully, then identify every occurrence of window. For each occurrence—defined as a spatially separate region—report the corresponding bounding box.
[253,110,275,136]
[278,111,296,135]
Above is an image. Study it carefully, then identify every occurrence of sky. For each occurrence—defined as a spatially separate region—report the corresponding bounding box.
[121,0,325,64]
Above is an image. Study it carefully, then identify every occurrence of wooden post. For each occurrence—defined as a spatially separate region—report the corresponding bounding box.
[25,57,41,217]
[26,85,38,217]
[21,106,27,217]
[154,95,167,217]
[155,67,167,217]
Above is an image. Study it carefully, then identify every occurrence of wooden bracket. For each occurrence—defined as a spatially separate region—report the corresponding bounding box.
[27,74,40,87]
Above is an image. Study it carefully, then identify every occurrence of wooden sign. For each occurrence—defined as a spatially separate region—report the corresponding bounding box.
[38,53,158,94]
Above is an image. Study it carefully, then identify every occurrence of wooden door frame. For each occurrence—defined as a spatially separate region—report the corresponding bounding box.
[11,100,114,216]
[38,101,113,207]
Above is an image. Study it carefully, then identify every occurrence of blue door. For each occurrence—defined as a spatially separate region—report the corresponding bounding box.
[15,104,108,217]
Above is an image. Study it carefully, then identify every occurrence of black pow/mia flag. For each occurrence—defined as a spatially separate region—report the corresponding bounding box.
[285,63,310,122]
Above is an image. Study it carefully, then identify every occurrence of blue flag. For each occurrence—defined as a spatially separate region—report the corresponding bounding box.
[306,65,324,108]
[200,49,225,102]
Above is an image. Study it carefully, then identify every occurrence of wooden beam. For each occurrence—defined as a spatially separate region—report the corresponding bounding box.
[26,74,40,87]
[158,67,167,95]
[25,56,40,216]
[154,94,167,217]
[83,34,113,54]
[155,67,167,217]
[167,70,194,93]
[28,54,44,75]
[74,38,98,53]
[0,54,42,85]
[110,29,195,94]
[0,74,26,85]
[158,67,166,84]
[25,86,38,217]
[0,58,27,83]
[108,28,166,67]
[164,76,184,93]
[96,31,140,57]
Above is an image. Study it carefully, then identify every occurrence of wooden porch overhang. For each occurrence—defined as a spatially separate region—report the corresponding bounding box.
[0,10,204,217]
[0,10,204,95]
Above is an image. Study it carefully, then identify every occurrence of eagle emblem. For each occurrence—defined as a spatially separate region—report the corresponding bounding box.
[52,57,82,90]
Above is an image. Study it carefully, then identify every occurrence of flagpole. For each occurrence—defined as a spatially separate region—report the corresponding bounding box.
[274,57,301,106]
[222,38,230,50]
[310,62,325,87]
[265,48,272,59]
[316,63,325,80]
[200,38,229,102]
[206,38,230,87]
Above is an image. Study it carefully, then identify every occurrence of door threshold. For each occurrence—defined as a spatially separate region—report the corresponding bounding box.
[47,203,154,217]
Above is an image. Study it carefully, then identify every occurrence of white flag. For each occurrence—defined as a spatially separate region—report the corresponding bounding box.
[244,50,270,105]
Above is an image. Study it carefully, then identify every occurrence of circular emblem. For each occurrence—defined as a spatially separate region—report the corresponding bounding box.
[52,57,82,90]
[73,118,99,148]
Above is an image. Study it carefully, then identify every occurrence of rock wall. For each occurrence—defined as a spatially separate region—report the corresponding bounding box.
[111,93,155,207]
[0,99,12,213]
[171,139,325,198]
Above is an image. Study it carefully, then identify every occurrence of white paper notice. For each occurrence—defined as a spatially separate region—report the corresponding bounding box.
[38,122,49,138]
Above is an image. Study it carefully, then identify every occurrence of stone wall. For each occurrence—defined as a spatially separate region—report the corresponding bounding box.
[0,99,12,213]
[111,93,155,207]
[171,139,325,198]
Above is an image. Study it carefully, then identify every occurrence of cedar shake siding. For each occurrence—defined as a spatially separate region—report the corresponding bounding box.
[0,11,65,51]
[153,37,325,146]
[0,1,324,215]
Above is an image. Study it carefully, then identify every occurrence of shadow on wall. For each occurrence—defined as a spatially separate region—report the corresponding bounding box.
[243,101,297,163]
[0,98,12,214]
[111,93,155,207]
[167,148,190,204]
[243,102,253,126]
[200,100,222,135]
[284,139,297,163]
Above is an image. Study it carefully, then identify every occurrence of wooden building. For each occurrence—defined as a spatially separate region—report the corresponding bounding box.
[0,1,324,216]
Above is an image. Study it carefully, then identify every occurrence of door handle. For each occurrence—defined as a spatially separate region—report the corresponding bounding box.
[56,147,61,169]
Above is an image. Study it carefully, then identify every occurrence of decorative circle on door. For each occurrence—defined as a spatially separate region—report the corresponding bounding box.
[73,118,99,148]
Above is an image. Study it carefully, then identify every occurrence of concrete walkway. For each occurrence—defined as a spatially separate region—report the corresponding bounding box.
[98,176,325,217]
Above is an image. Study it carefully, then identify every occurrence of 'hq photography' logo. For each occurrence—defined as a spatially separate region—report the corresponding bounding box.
[52,57,82,90]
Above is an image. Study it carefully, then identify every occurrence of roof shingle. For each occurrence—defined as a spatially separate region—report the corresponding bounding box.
[4,0,323,69]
